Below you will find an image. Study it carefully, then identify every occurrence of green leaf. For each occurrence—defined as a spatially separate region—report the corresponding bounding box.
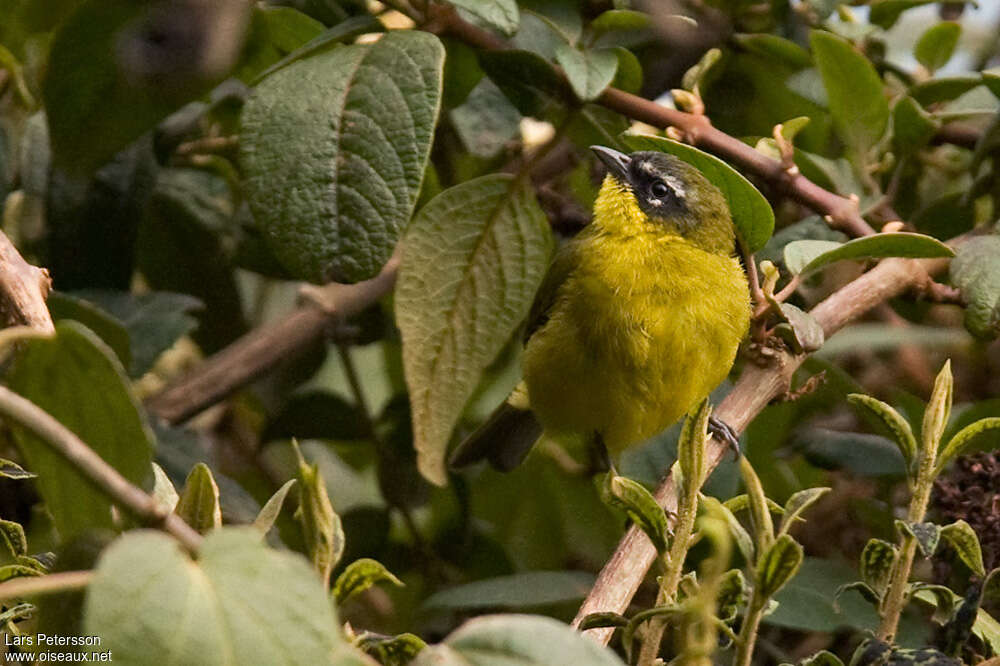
[138,168,247,354]
[447,0,520,37]
[778,487,830,538]
[774,303,825,354]
[0,520,27,558]
[590,9,651,37]
[800,651,845,666]
[809,31,889,162]
[479,50,570,118]
[677,399,711,495]
[253,479,297,536]
[937,418,1000,472]
[869,0,960,29]
[717,569,748,621]
[611,47,643,95]
[174,463,222,535]
[783,234,954,276]
[940,519,986,576]
[332,558,403,605]
[44,0,250,173]
[294,444,345,585]
[396,176,553,485]
[740,456,775,552]
[896,521,942,558]
[860,538,897,598]
[423,571,595,610]
[7,322,154,539]
[151,462,179,514]
[554,44,618,103]
[757,534,804,599]
[240,31,445,283]
[450,79,522,158]
[703,495,754,563]
[47,292,132,372]
[909,582,956,624]
[601,473,670,553]
[357,632,427,666]
[413,615,627,666]
[84,528,352,664]
[892,96,940,158]
[914,21,961,73]
[681,48,722,93]
[0,564,43,583]
[248,13,380,83]
[70,290,203,377]
[923,360,954,454]
[0,459,35,480]
[731,34,812,68]
[621,134,774,252]
[950,235,1000,340]
[236,5,325,83]
[847,394,918,472]
[911,75,982,106]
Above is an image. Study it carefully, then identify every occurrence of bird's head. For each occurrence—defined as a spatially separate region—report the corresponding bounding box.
[590,146,736,255]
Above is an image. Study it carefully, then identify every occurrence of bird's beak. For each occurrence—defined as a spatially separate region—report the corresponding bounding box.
[591,146,631,183]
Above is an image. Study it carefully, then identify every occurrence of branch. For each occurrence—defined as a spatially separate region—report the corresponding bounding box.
[0,570,93,602]
[0,385,203,552]
[572,251,954,644]
[0,230,53,333]
[145,253,400,425]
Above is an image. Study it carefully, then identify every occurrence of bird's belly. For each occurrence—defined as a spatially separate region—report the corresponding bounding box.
[522,262,747,453]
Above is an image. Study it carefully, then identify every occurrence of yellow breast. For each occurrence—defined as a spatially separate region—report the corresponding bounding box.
[521,230,750,453]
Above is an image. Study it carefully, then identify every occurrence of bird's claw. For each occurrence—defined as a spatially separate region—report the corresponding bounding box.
[708,416,741,458]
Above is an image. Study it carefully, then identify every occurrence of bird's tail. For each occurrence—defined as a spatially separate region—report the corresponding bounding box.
[449,396,542,472]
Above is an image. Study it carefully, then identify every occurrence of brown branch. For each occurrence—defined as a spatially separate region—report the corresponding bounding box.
[931,123,980,149]
[0,570,93,602]
[0,385,203,552]
[145,253,400,425]
[572,251,954,644]
[0,230,53,333]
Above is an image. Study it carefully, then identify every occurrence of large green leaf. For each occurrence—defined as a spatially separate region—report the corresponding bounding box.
[809,31,889,163]
[43,0,251,173]
[783,233,953,276]
[950,235,1000,340]
[621,133,774,252]
[412,615,626,665]
[396,175,553,485]
[7,322,154,539]
[554,44,618,102]
[84,528,363,665]
[447,0,519,37]
[241,31,445,283]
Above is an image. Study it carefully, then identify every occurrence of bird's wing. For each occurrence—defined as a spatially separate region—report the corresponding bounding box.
[523,240,577,344]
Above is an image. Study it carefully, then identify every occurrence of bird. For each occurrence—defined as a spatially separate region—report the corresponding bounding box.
[449,145,751,472]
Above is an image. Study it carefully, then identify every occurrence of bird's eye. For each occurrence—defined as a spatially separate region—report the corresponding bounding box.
[650,181,671,198]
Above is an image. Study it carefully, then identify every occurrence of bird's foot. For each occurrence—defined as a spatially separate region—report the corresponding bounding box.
[708,416,741,458]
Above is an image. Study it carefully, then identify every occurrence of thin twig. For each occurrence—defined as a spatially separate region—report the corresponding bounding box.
[0,570,93,602]
[0,385,203,552]
[146,254,400,425]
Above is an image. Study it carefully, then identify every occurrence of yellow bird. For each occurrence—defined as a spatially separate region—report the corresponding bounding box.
[450,146,751,471]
